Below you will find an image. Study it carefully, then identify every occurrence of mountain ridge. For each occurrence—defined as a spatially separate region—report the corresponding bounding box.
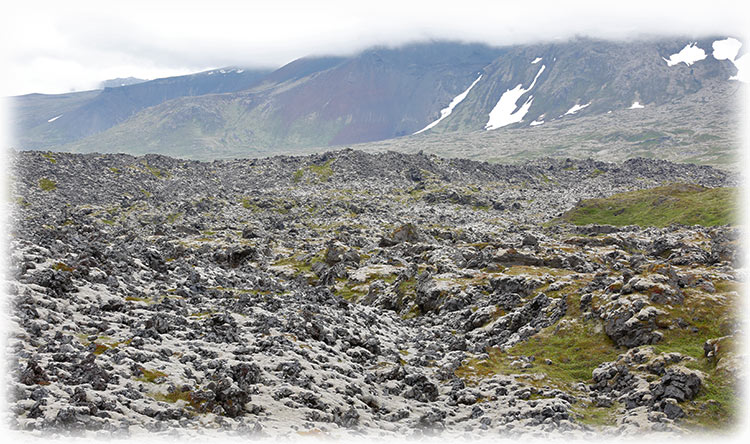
[10,37,744,164]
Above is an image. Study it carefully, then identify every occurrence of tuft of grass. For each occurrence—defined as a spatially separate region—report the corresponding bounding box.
[560,183,737,227]
[38,178,57,191]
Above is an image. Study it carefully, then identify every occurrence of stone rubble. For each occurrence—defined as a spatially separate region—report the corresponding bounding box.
[4,149,742,439]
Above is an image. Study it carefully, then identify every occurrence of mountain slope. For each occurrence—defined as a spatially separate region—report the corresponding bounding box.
[13,37,744,160]
[347,79,742,169]
[60,42,507,157]
[426,37,738,133]
[12,67,273,149]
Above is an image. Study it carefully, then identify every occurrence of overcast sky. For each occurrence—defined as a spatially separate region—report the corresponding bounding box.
[1,0,748,96]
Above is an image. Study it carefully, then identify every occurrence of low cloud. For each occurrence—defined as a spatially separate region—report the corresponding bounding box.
[1,0,748,95]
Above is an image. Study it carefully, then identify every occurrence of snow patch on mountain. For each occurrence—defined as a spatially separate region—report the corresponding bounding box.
[531,57,543,64]
[713,38,747,83]
[485,65,545,130]
[530,119,544,126]
[564,102,591,116]
[47,115,62,123]
[663,43,707,66]
[629,102,645,109]
[713,38,742,61]
[415,75,482,134]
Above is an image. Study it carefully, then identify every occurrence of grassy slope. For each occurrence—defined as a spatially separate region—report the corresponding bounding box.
[560,183,737,227]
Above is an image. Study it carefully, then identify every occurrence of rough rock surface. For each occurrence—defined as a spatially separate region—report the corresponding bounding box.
[4,149,741,439]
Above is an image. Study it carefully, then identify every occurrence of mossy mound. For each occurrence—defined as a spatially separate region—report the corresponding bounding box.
[560,183,737,227]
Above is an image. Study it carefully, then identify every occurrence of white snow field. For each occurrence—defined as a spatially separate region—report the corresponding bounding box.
[663,43,707,66]
[564,102,591,116]
[485,65,545,130]
[414,74,482,134]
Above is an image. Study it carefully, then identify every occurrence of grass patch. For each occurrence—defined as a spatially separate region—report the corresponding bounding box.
[41,152,57,164]
[38,178,57,191]
[649,282,739,429]
[143,163,171,179]
[52,262,74,272]
[456,288,620,390]
[292,159,334,184]
[455,320,620,388]
[560,183,737,227]
[166,212,182,223]
[151,387,206,411]
[292,169,304,184]
[135,367,168,383]
[572,401,621,427]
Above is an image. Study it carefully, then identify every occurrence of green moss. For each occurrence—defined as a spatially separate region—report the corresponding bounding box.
[272,252,323,283]
[645,281,739,429]
[560,183,737,227]
[397,277,417,297]
[509,320,620,386]
[652,284,737,360]
[166,212,183,223]
[52,262,74,272]
[41,152,57,164]
[292,169,304,184]
[572,401,621,427]
[135,367,168,383]
[336,285,367,302]
[151,387,206,411]
[588,168,604,178]
[292,159,334,184]
[38,178,57,191]
[309,159,334,182]
[93,343,110,355]
[143,162,171,179]
[125,295,151,303]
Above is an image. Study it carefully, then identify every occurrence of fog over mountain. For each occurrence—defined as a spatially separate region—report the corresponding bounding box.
[2,0,747,96]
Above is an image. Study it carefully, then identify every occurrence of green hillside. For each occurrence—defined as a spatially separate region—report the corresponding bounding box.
[560,183,737,227]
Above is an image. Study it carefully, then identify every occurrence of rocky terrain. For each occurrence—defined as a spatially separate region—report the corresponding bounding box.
[4,149,743,439]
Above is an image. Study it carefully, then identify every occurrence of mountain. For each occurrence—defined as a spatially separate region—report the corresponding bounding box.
[98,77,148,88]
[425,37,740,133]
[11,67,273,149]
[10,37,744,162]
